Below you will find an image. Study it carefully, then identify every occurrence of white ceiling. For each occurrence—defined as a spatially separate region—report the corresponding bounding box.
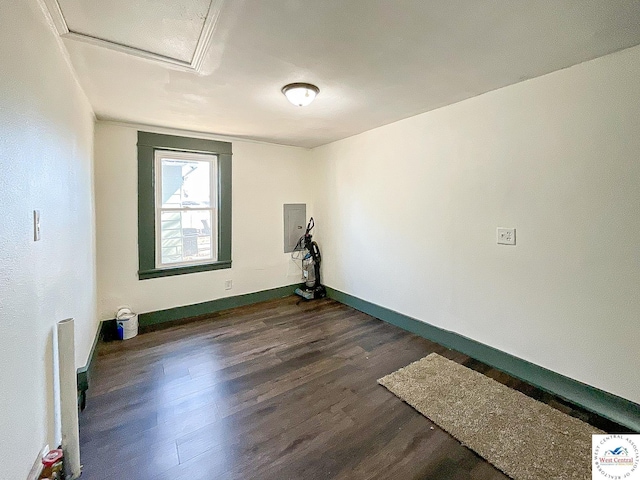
[46,0,640,148]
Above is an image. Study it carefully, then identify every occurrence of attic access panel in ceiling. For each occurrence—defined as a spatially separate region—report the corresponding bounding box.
[43,0,223,70]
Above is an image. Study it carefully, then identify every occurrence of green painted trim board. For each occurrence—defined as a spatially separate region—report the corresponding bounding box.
[139,284,301,327]
[77,321,102,408]
[326,286,640,432]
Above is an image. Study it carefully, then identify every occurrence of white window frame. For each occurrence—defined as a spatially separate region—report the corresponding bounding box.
[154,149,218,269]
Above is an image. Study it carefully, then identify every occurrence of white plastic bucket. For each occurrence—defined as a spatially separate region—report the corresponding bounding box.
[116,307,139,340]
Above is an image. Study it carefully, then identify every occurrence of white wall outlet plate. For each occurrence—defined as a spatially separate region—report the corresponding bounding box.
[224,280,232,290]
[497,227,516,245]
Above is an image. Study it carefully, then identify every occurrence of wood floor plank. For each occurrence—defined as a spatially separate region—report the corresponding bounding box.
[80,296,624,479]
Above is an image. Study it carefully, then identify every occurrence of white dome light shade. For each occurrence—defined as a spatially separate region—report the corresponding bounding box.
[282,83,319,107]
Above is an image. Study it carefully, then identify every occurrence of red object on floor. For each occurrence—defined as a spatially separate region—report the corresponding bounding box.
[42,449,63,467]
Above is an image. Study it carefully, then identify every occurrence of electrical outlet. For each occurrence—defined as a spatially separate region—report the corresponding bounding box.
[224,280,232,290]
[33,210,41,241]
[497,227,516,245]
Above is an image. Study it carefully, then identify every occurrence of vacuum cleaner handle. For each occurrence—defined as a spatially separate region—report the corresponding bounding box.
[305,217,315,235]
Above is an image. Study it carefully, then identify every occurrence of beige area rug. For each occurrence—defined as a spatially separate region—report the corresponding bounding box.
[378,353,603,480]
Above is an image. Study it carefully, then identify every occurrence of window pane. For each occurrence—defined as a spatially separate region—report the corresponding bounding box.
[160,210,215,265]
[161,158,211,209]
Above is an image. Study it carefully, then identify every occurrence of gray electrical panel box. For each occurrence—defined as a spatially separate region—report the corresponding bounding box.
[284,204,306,253]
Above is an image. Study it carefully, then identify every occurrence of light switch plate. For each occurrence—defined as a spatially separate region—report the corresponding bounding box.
[33,210,41,241]
[497,227,516,245]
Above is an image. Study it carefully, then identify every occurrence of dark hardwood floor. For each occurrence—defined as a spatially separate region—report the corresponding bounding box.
[79,296,624,479]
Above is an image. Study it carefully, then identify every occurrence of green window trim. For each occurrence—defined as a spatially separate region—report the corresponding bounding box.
[137,131,232,280]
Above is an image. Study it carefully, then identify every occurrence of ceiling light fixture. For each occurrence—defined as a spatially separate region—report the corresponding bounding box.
[281,83,320,107]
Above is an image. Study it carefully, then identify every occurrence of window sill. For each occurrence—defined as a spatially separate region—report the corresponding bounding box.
[139,260,232,280]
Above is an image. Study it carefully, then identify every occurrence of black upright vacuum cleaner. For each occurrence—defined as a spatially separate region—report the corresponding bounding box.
[294,217,327,300]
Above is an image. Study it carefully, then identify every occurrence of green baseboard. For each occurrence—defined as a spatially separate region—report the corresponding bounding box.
[139,283,301,328]
[325,286,640,432]
[76,321,102,410]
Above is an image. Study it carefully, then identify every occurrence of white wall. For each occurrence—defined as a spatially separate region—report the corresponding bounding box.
[0,0,97,477]
[313,45,640,404]
[95,123,312,319]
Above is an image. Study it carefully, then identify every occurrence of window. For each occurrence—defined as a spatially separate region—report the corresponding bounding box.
[155,150,216,267]
[138,132,232,279]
